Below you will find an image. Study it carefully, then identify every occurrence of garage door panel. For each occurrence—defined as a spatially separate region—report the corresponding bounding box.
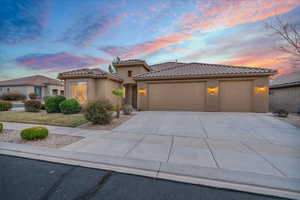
[220,81,252,112]
[149,82,205,111]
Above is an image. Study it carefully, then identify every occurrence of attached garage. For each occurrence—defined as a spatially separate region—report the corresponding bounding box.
[148,82,206,111]
[134,62,276,113]
[219,81,253,112]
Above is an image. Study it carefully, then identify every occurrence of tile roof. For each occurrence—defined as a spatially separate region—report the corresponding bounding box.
[0,75,62,87]
[57,68,123,81]
[148,62,185,71]
[134,62,277,80]
[270,70,300,88]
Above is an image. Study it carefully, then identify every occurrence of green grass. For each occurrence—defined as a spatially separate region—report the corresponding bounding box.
[0,111,88,127]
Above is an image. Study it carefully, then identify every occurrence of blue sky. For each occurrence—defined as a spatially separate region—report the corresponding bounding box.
[0,0,300,80]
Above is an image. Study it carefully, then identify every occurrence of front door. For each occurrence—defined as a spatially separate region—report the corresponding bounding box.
[132,86,137,108]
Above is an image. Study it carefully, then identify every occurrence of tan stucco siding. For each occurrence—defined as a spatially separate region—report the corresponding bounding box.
[137,76,270,112]
[116,65,148,84]
[148,82,206,111]
[65,78,121,105]
[104,79,122,106]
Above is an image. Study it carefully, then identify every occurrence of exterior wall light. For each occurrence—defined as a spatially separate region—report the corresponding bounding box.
[139,89,147,95]
[207,87,219,95]
[255,87,268,94]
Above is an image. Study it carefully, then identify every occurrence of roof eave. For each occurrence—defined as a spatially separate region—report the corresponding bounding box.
[134,72,276,81]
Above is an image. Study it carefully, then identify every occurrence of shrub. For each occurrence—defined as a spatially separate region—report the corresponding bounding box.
[45,95,66,113]
[59,99,81,114]
[123,104,133,115]
[29,93,37,100]
[0,101,12,111]
[20,126,48,140]
[273,109,289,118]
[24,100,41,112]
[84,100,113,125]
[0,92,26,101]
[0,123,3,133]
[41,104,46,110]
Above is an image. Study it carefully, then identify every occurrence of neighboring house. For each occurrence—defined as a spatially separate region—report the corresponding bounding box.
[0,75,64,99]
[58,59,277,112]
[270,70,300,112]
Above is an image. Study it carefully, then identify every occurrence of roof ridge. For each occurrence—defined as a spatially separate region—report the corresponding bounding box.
[134,62,186,78]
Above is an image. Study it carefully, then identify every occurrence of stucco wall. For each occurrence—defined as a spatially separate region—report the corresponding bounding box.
[137,76,270,112]
[0,86,34,99]
[115,65,148,84]
[104,79,122,106]
[65,78,121,105]
[270,86,300,112]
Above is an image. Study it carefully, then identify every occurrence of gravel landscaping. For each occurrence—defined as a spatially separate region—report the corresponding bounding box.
[0,129,83,148]
[274,113,300,129]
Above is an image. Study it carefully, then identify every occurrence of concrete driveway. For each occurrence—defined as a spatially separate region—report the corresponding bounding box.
[2,112,300,198]
[64,112,300,179]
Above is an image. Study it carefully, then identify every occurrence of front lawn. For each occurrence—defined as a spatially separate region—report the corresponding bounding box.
[0,111,88,127]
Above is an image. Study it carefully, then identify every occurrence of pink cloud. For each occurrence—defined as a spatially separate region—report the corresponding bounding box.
[181,0,300,32]
[16,52,109,71]
[101,31,194,59]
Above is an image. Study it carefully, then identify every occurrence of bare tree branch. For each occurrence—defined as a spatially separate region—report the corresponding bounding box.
[267,17,300,61]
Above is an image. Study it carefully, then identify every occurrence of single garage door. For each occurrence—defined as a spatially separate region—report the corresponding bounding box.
[220,81,253,112]
[148,82,206,111]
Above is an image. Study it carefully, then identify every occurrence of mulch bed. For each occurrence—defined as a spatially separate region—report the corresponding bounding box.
[79,114,134,130]
[0,129,83,148]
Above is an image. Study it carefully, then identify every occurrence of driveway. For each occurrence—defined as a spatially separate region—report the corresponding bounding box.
[3,112,300,198]
[64,112,300,179]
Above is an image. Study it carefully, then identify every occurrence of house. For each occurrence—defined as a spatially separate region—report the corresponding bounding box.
[269,70,300,112]
[58,59,277,112]
[0,75,64,99]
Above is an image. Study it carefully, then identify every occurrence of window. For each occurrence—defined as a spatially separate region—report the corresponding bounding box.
[128,70,132,77]
[60,90,64,95]
[34,87,42,97]
[7,88,10,92]
[52,89,58,96]
[71,82,87,104]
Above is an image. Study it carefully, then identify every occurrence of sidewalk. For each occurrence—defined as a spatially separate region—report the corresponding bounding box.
[1,121,300,199]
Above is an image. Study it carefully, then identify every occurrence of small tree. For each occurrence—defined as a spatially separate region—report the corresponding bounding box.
[108,64,117,73]
[112,89,124,118]
[112,57,121,64]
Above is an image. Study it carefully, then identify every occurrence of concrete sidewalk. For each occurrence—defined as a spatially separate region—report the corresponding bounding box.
[1,112,300,199]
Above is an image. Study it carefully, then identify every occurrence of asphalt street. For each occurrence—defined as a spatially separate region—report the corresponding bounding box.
[0,154,291,200]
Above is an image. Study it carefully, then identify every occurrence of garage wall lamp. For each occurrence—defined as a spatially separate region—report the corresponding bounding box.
[255,87,268,94]
[207,87,219,95]
[138,89,147,95]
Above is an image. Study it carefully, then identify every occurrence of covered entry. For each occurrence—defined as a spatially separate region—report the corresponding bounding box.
[220,80,253,112]
[148,82,206,111]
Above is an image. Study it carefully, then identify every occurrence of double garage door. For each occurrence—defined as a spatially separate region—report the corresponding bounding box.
[148,81,253,112]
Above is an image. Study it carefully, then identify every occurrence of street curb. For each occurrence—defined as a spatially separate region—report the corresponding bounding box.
[0,143,299,200]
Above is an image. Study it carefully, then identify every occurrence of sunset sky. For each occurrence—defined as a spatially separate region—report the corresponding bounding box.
[1,0,300,80]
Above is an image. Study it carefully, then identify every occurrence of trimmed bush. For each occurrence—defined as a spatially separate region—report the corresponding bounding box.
[20,126,48,140]
[0,123,3,133]
[0,101,12,111]
[29,93,37,100]
[123,104,133,115]
[24,100,41,112]
[84,100,113,125]
[0,92,26,101]
[59,99,81,114]
[273,109,289,118]
[45,95,66,113]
